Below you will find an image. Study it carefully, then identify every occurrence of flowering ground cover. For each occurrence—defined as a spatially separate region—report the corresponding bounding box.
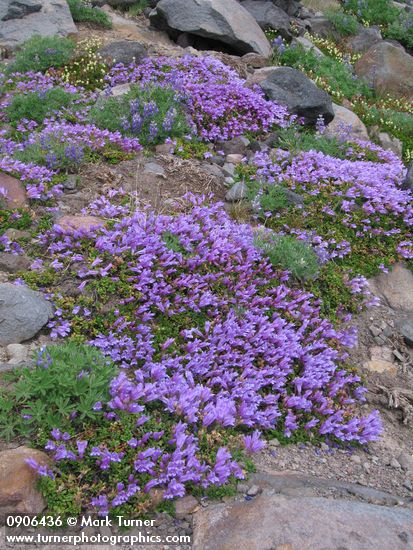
[0,33,412,518]
[14,193,380,516]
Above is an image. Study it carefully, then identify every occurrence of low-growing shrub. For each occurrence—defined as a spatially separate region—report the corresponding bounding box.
[277,125,350,158]
[342,0,400,26]
[127,0,150,16]
[5,87,78,126]
[13,121,141,173]
[326,9,360,36]
[385,11,413,52]
[89,85,190,145]
[9,35,75,74]
[275,42,371,101]
[254,232,320,281]
[60,38,109,91]
[67,0,112,29]
[0,342,117,442]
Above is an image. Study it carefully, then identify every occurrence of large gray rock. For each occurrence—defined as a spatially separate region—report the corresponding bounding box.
[98,40,147,66]
[241,1,291,39]
[149,0,272,57]
[193,493,413,550]
[259,66,334,125]
[308,15,341,41]
[270,0,301,16]
[1,0,41,21]
[0,283,53,345]
[0,0,77,50]
[355,42,413,100]
[344,26,382,54]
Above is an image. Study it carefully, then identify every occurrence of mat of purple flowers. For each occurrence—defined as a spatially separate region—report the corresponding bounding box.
[25,192,381,514]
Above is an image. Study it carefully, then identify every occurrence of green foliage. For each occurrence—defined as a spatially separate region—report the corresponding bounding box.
[13,135,84,173]
[174,138,211,160]
[326,9,360,36]
[0,343,117,442]
[276,43,371,101]
[254,232,320,282]
[89,85,190,145]
[127,0,150,16]
[277,126,350,158]
[258,185,289,213]
[9,35,75,74]
[5,88,77,126]
[385,11,413,52]
[60,38,109,91]
[38,476,82,518]
[352,100,413,163]
[67,0,112,28]
[343,0,399,26]
[0,208,32,234]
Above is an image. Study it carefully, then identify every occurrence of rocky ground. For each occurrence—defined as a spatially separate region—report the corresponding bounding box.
[1,0,413,549]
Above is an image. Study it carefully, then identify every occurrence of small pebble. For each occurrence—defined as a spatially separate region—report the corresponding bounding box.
[402,479,413,491]
[390,458,402,470]
[6,343,28,364]
[246,485,261,497]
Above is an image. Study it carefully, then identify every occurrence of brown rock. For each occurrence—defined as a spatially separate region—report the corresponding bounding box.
[0,447,49,515]
[369,263,413,313]
[193,494,413,550]
[3,228,30,240]
[226,154,244,164]
[0,173,27,209]
[363,359,397,375]
[369,346,394,363]
[0,252,31,273]
[355,42,413,100]
[242,52,268,68]
[57,215,104,233]
[175,495,199,519]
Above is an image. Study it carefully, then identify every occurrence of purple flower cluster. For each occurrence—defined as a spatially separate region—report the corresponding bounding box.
[0,156,60,200]
[105,56,291,141]
[252,141,413,254]
[23,121,142,155]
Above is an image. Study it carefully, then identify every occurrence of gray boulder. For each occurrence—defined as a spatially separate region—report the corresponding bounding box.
[241,1,291,39]
[308,15,341,41]
[226,181,248,202]
[98,40,147,66]
[269,0,301,16]
[0,283,53,345]
[344,26,382,54]
[259,66,334,125]
[149,0,272,57]
[0,0,77,50]
[1,0,41,21]
[193,493,413,550]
